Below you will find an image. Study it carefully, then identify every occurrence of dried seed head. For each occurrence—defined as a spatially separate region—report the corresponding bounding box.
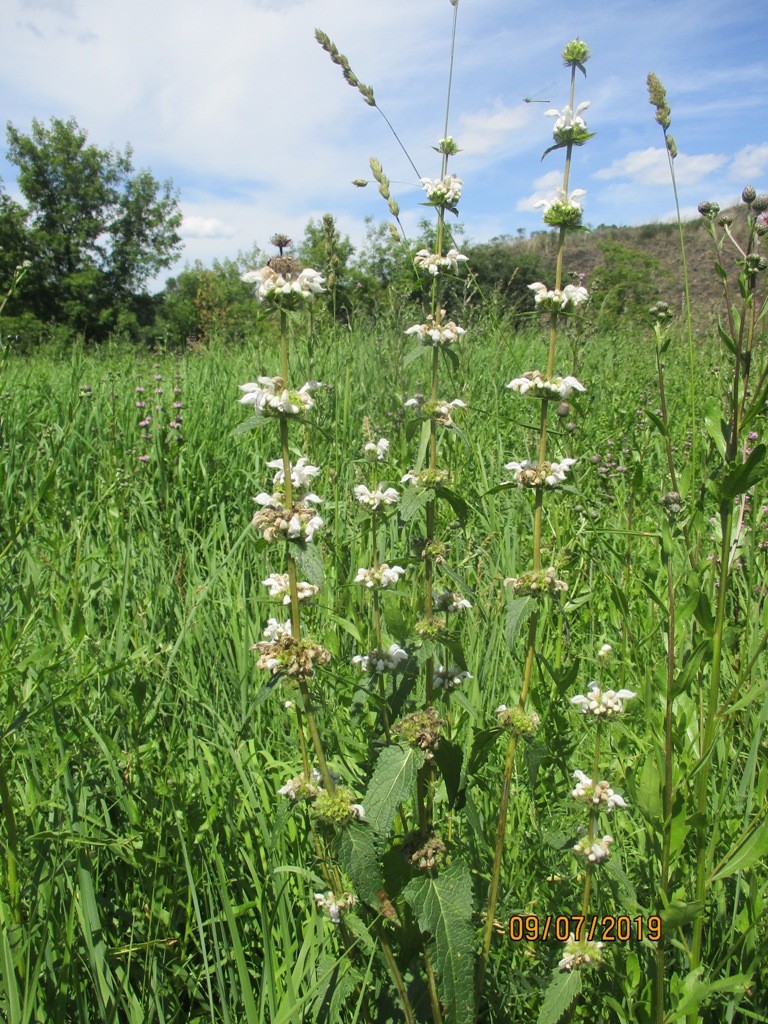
[267,255,301,278]
[393,708,447,758]
[401,831,447,871]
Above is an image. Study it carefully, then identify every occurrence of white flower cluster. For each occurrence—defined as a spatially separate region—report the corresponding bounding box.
[433,663,473,690]
[364,437,390,461]
[251,495,324,543]
[535,187,586,219]
[404,395,466,426]
[314,890,357,925]
[528,281,589,312]
[352,643,408,674]
[597,643,613,660]
[401,468,449,488]
[405,312,466,347]
[354,564,406,589]
[504,458,577,488]
[546,100,590,142]
[267,456,320,495]
[414,248,468,276]
[241,265,325,303]
[261,573,319,604]
[571,771,627,812]
[558,934,604,972]
[504,567,568,597]
[239,377,323,418]
[354,483,399,510]
[420,175,463,206]
[573,834,613,863]
[570,681,636,716]
[507,369,586,399]
[263,617,293,641]
[433,590,472,613]
[278,767,339,800]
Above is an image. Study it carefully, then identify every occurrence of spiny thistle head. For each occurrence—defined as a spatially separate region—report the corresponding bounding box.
[743,185,757,205]
[698,200,720,221]
[562,39,590,73]
[752,193,768,214]
[647,72,672,130]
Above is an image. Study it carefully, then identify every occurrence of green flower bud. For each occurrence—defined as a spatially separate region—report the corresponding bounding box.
[562,39,590,66]
[742,185,757,204]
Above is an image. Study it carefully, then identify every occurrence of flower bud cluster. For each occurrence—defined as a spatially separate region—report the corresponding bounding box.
[535,188,586,228]
[261,573,319,604]
[570,681,636,716]
[413,247,468,276]
[558,935,604,971]
[251,498,324,543]
[433,590,472,613]
[352,644,408,674]
[363,437,390,461]
[529,281,589,312]
[571,770,627,811]
[239,377,323,418]
[504,567,568,596]
[507,370,586,399]
[354,483,399,510]
[241,265,325,306]
[313,786,367,826]
[573,834,614,863]
[401,468,450,488]
[420,175,463,208]
[495,705,541,738]
[405,312,466,347]
[503,458,577,488]
[433,663,472,690]
[252,634,331,677]
[404,395,466,426]
[314,890,357,924]
[393,707,446,759]
[547,101,591,145]
[354,564,406,589]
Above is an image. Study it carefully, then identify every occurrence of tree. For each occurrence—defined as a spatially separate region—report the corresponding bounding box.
[4,116,182,338]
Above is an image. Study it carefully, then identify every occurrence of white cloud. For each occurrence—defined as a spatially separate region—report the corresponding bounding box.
[456,101,531,157]
[729,143,768,183]
[594,147,726,186]
[515,170,562,212]
[182,215,236,239]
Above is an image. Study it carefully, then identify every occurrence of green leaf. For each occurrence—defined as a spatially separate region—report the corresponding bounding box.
[636,754,662,822]
[432,739,464,809]
[659,898,704,929]
[435,485,469,525]
[720,444,768,500]
[703,396,728,461]
[709,813,768,882]
[334,822,385,904]
[644,407,668,438]
[399,486,434,522]
[468,727,505,774]
[294,543,325,588]
[364,744,423,840]
[504,595,533,651]
[403,860,474,1024]
[230,414,266,436]
[536,967,581,1024]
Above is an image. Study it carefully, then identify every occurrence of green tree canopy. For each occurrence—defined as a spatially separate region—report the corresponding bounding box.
[4,116,182,339]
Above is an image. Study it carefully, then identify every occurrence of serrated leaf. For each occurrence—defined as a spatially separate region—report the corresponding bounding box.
[504,595,533,651]
[334,822,385,904]
[403,860,474,1024]
[364,744,423,839]
[231,414,266,436]
[404,344,424,367]
[536,967,581,1024]
[399,486,434,522]
[294,544,325,588]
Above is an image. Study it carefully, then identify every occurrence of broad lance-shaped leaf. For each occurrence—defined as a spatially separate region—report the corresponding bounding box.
[403,860,474,1024]
[536,968,581,1024]
[334,822,384,905]
[364,743,423,840]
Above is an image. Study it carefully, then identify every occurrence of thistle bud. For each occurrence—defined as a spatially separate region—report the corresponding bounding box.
[751,194,768,213]
[698,201,720,220]
[742,185,757,204]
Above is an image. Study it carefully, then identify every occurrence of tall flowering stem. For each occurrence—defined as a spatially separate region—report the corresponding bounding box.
[475,40,591,1017]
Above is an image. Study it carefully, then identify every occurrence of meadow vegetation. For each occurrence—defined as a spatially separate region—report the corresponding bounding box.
[2,13,768,1024]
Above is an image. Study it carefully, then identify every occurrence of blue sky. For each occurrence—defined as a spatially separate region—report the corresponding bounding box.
[1,0,765,288]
